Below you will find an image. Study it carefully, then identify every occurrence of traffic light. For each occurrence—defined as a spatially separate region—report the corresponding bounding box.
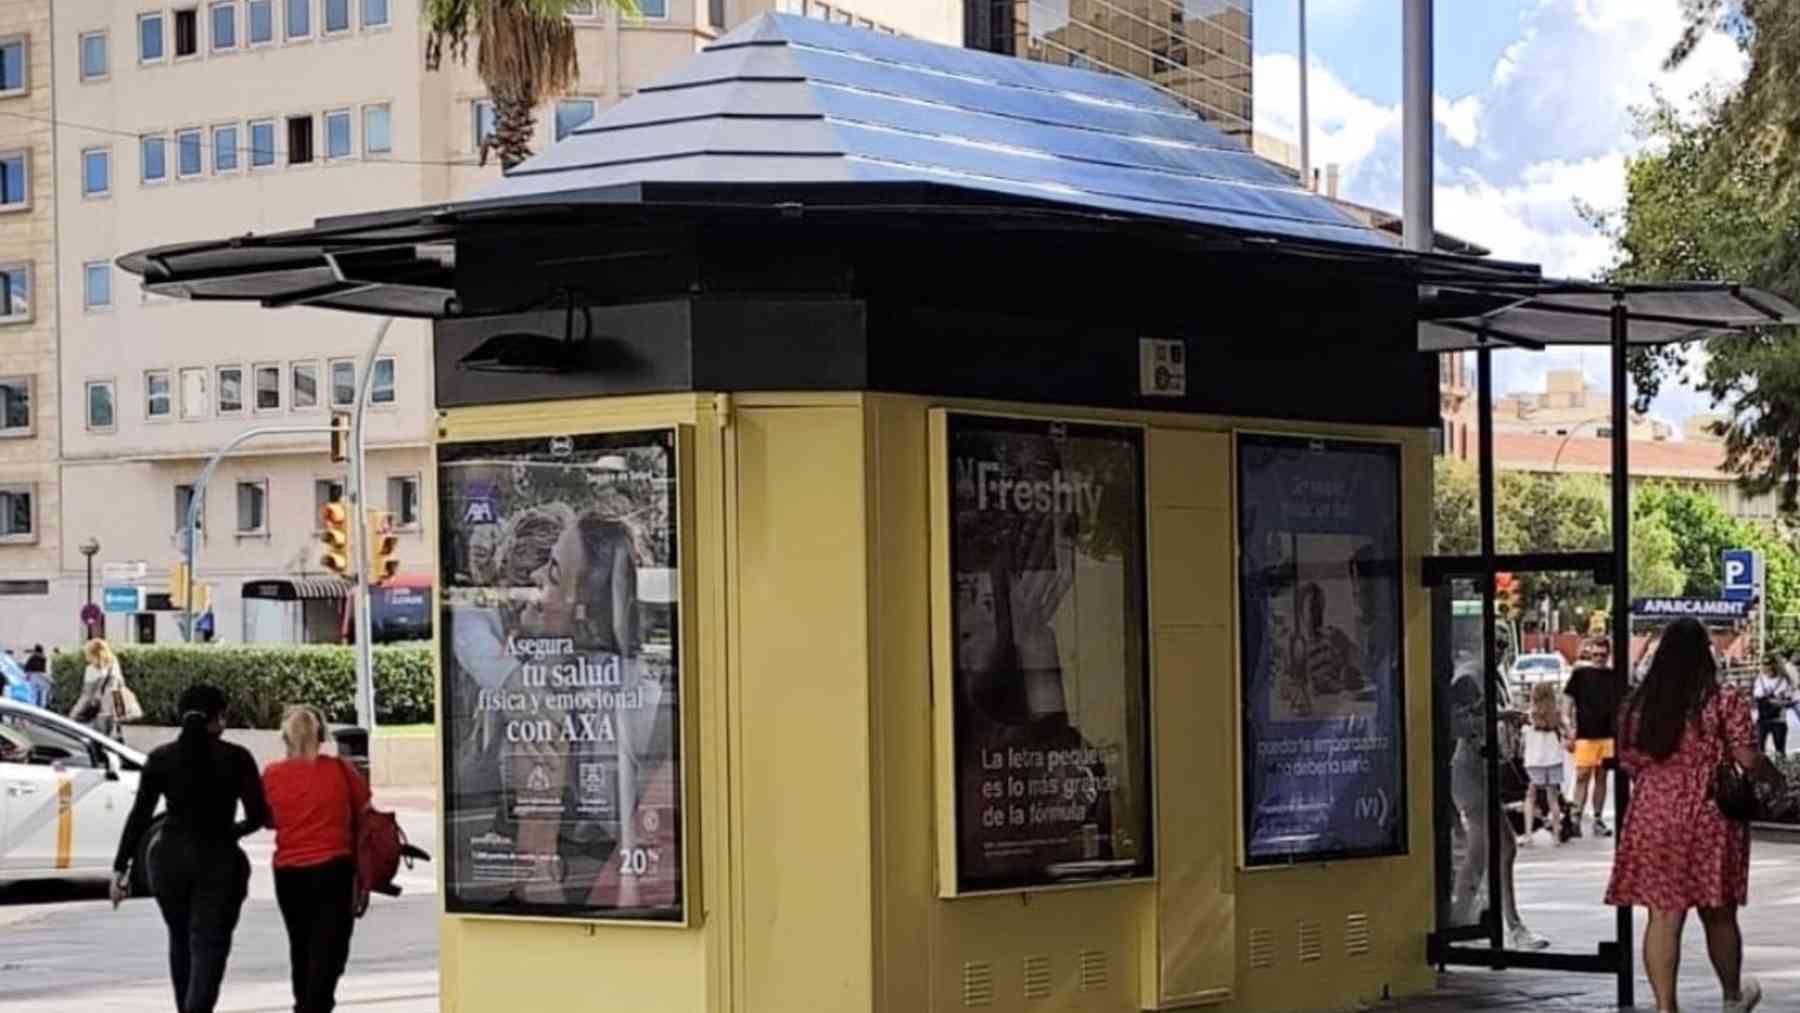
[320,501,352,576]
[191,582,212,614]
[1495,572,1522,617]
[367,509,399,585]
[330,412,351,464]
[170,562,191,609]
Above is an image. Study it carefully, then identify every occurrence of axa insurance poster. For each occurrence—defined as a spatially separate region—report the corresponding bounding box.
[1238,433,1406,865]
[437,430,682,920]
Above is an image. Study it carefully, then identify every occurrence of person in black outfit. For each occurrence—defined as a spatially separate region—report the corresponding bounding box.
[112,683,269,1013]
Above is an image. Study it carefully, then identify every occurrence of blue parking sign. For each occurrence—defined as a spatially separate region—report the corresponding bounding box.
[1723,549,1758,602]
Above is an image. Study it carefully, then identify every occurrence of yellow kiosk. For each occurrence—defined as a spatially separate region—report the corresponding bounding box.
[119,14,1553,1011]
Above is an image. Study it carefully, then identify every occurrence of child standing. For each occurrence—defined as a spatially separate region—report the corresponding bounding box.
[1520,680,1568,847]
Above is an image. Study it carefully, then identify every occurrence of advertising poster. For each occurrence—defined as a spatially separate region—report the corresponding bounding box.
[947,414,1151,892]
[1238,433,1406,865]
[437,430,682,921]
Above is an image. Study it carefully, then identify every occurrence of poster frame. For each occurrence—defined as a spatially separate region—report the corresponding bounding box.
[1233,429,1409,870]
[929,408,1156,899]
[433,422,697,927]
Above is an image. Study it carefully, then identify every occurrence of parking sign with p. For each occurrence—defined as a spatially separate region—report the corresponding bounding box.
[1723,548,1759,602]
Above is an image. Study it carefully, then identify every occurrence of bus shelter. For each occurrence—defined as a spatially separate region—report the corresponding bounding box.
[118,14,1798,1013]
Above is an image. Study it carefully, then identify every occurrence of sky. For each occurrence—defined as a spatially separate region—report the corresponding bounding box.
[1251,0,1751,428]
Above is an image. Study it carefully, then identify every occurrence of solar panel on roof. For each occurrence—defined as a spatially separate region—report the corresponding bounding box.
[476,12,1393,249]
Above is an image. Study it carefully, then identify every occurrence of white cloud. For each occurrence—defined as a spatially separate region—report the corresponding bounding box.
[1435,95,1483,149]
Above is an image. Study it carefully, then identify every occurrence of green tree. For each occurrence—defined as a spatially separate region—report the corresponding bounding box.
[1591,2,1800,510]
[425,0,636,171]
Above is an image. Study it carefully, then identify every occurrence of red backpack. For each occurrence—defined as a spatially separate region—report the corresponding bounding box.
[334,758,429,914]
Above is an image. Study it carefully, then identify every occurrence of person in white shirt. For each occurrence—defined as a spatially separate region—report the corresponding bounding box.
[1521,680,1568,847]
[1753,657,1795,755]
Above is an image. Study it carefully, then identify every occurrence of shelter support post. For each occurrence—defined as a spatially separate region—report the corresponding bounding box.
[347,317,394,731]
[1477,343,1502,958]
[1609,295,1635,1009]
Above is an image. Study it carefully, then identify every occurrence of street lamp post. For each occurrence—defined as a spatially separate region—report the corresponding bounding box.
[79,537,101,639]
[1550,414,1615,471]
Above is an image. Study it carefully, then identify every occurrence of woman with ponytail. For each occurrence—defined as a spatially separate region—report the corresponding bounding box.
[112,683,269,1013]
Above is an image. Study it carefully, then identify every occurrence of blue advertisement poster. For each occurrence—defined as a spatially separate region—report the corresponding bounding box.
[1238,433,1406,865]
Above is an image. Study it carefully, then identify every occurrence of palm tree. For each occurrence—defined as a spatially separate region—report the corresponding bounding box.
[425,0,636,171]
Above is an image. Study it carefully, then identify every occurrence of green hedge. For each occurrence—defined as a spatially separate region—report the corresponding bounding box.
[50,644,435,729]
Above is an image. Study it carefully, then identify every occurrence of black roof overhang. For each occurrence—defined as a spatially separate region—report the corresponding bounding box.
[117,180,1549,321]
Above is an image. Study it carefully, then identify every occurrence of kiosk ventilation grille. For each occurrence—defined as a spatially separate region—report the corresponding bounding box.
[1346,913,1372,957]
[1298,921,1324,963]
[1248,928,1276,970]
[1078,950,1109,992]
[961,961,995,1007]
[1023,956,1053,1000]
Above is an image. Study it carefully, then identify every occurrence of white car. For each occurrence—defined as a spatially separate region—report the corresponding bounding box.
[1509,652,1570,695]
[0,697,156,893]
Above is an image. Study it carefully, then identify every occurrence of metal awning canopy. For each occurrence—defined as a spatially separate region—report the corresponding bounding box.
[1420,279,1800,350]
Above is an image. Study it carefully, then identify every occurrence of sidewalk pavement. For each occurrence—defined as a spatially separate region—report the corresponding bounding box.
[1374,824,1800,1012]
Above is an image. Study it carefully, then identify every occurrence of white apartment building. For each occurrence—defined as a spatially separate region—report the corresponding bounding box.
[6,0,955,647]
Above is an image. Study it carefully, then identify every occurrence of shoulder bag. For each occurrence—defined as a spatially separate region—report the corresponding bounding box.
[107,666,144,724]
[1710,697,1759,823]
[332,756,429,916]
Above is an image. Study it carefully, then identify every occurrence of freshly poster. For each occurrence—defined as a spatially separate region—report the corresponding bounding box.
[1238,433,1406,865]
[947,414,1151,893]
[438,430,682,921]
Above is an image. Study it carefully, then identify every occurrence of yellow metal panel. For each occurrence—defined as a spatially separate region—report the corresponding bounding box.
[1149,508,1232,630]
[441,920,709,1013]
[1148,427,1230,512]
[731,405,876,1013]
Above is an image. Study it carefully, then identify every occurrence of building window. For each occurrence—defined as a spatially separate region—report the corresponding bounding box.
[287,115,314,164]
[314,477,346,517]
[179,366,208,418]
[639,0,667,17]
[248,0,274,43]
[175,483,203,532]
[86,380,117,431]
[254,363,280,410]
[0,376,31,435]
[362,0,389,27]
[213,124,240,173]
[250,119,276,167]
[175,128,204,178]
[0,152,25,210]
[217,366,244,414]
[473,100,496,150]
[146,369,172,419]
[709,0,723,29]
[174,8,199,57]
[0,36,25,95]
[79,31,108,80]
[387,475,420,529]
[0,265,29,323]
[329,358,355,406]
[83,262,111,310]
[0,486,33,540]
[370,356,396,405]
[82,148,111,197]
[210,2,237,50]
[237,480,268,534]
[568,0,597,15]
[362,103,391,155]
[141,135,168,183]
[139,13,166,62]
[285,0,311,39]
[324,109,352,160]
[554,98,597,141]
[324,0,350,33]
[291,361,319,409]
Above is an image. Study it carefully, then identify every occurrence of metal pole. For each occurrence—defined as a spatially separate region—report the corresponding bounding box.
[1477,342,1503,959]
[1609,295,1635,1009]
[1298,0,1311,189]
[348,317,395,731]
[183,424,337,642]
[1402,0,1434,251]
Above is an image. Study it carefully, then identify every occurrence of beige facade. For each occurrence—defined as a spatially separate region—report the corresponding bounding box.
[19,0,956,647]
[1492,367,1672,441]
[0,0,62,648]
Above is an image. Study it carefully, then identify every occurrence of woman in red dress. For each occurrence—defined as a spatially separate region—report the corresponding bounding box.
[1606,618,1783,1013]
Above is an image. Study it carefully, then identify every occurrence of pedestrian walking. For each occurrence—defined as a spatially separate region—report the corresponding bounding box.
[1520,680,1568,848]
[1752,657,1794,756]
[112,683,268,1013]
[262,704,371,1013]
[1447,660,1549,950]
[20,644,49,707]
[70,638,129,736]
[1606,617,1784,1013]
[1563,656,1626,838]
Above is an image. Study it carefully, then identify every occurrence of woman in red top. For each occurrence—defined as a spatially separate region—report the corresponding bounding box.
[263,705,370,1013]
[1606,618,1784,1013]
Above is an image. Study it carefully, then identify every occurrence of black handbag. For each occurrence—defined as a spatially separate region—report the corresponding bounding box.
[1711,708,1759,823]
